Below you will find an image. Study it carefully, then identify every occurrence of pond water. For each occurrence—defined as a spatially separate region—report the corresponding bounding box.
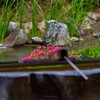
[0,45,37,62]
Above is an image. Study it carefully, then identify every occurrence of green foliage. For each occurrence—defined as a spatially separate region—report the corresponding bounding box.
[0,0,16,43]
[0,0,19,7]
[73,44,100,58]
[0,0,99,42]
[0,0,31,43]
[46,0,61,20]
[44,0,68,21]
[65,0,97,37]
[18,0,25,28]
[31,0,38,37]
[42,0,98,37]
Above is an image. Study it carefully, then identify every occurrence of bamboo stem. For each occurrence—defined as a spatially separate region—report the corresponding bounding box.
[64,56,88,80]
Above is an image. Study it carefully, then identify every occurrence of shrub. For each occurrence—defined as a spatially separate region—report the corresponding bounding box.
[70,44,100,58]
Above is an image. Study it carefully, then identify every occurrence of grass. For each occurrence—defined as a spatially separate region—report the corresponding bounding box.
[18,0,25,28]
[44,0,69,21]
[64,0,97,37]
[0,0,31,43]
[0,0,16,43]
[14,0,30,28]
[31,0,38,37]
[46,0,61,20]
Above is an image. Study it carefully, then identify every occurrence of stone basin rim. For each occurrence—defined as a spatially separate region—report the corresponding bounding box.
[0,68,100,77]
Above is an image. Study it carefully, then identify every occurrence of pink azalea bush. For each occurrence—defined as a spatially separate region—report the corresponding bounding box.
[22,46,61,60]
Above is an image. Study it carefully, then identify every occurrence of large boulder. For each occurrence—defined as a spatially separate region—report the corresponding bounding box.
[43,20,70,46]
[3,29,28,47]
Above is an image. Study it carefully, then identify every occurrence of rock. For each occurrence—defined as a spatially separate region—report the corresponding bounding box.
[80,10,100,36]
[8,22,17,33]
[0,44,7,49]
[38,20,45,33]
[92,33,100,37]
[80,17,94,33]
[3,29,28,47]
[70,37,83,42]
[88,12,100,22]
[22,18,28,23]
[82,28,94,36]
[81,17,100,36]
[22,22,33,33]
[91,22,100,36]
[88,6,100,22]
[43,20,70,46]
[32,37,43,43]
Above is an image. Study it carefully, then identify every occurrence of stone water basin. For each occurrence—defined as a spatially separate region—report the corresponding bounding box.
[0,45,100,100]
[0,70,100,100]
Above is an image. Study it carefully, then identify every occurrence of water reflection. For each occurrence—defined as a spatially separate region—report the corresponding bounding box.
[0,45,36,62]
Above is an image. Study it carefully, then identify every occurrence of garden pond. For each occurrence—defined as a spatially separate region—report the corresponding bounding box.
[0,36,100,62]
[0,45,36,62]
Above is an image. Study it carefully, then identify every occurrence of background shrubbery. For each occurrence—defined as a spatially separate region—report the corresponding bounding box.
[0,0,99,42]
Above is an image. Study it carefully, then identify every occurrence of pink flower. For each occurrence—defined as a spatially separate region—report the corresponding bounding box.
[55,47,61,50]
[22,46,61,60]
[33,57,38,60]
[22,56,31,60]
[51,47,60,52]
[47,46,51,49]
[40,55,43,59]
[41,46,46,48]
[46,50,52,55]
[38,46,42,49]
[34,54,39,58]
[39,50,45,55]
[33,49,39,53]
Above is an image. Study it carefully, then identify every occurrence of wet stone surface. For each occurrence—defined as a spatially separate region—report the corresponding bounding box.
[0,73,100,100]
[0,77,35,100]
[30,74,100,100]
[0,77,13,100]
